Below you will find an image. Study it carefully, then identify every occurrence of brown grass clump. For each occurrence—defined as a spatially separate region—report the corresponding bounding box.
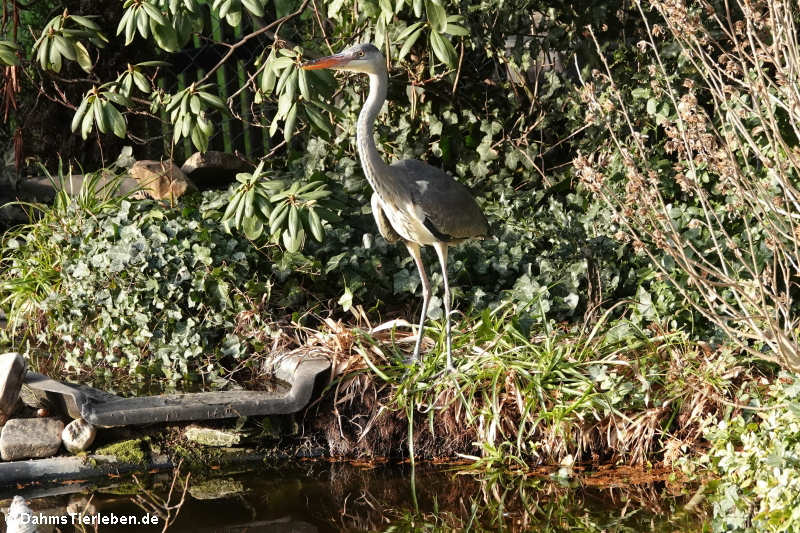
[238,307,751,471]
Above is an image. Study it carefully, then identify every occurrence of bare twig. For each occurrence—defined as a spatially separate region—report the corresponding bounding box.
[197,0,312,86]
[132,459,191,532]
[451,40,465,95]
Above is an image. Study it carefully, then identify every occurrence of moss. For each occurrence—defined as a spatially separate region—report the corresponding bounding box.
[170,443,224,472]
[95,438,148,464]
[184,426,241,447]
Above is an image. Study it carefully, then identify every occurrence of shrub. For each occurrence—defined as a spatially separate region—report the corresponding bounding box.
[577,0,800,372]
[699,375,800,531]
[3,187,273,381]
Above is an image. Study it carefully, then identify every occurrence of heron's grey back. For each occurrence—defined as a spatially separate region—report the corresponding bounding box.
[390,159,489,242]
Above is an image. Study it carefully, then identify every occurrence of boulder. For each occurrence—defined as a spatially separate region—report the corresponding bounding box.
[0,353,25,422]
[180,151,251,190]
[128,160,196,201]
[62,418,96,454]
[16,172,140,203]
[0,418,64,460]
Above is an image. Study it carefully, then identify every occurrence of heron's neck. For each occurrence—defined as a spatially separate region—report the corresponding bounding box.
[357,72,390,192]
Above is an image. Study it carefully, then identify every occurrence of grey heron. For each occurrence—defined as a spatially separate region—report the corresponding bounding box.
[302,43,489,371]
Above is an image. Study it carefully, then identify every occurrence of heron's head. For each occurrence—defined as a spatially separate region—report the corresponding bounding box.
[301,43,385,75]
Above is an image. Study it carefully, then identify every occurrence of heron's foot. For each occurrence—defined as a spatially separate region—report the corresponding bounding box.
[399,350,420,377]
[428,365,457,381]
[400,356,422,379]
[403,349,421,366]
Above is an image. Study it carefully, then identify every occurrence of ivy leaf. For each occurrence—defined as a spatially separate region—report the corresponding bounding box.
[646,98,658,115]
[338,285,353,312]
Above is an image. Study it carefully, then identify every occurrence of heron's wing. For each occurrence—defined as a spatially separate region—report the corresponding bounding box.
[371,192,403,243]
[391,159,489,242]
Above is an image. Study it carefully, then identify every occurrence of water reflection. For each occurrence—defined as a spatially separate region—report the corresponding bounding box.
[1,461,705,532]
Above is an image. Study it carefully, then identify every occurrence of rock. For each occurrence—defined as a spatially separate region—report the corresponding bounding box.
[0,418,64,461]
[180,151,251,190]
[62,418,96,454]
[4,496,37,533]
[128,160,196,201]
[0,203,27,230]
[16,173,140,203]
[19,384,54,413]
[184,426,241,447]
[0,353,25,420]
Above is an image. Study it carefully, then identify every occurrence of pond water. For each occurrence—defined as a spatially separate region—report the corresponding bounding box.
[2,462,705,532]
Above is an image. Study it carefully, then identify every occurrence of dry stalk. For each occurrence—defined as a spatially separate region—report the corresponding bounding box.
[577,0,800,372]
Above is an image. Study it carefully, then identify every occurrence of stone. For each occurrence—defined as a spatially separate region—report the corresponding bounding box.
[0,418,64,461]
[16,173,140,203]
[0,353,25,420]
[180,151,251,190]
[184,426,241,447]
[128,160,196,201]
[19,382,59,416]
[62,418,96,454]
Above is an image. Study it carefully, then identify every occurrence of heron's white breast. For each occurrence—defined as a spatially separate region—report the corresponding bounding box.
[377,196,438,245]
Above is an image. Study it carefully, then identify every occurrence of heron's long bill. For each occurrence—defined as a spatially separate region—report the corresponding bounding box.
[301,53,349,70]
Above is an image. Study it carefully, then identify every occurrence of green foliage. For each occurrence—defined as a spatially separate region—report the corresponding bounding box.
[33,10,106,73]
[0,40,19,66]
[164,83,227,151]
[117,0,198,52]
[577,0,800,370]
[696,376,800,532]
[222,161,334,249]
[71,84,130,140]
[256,47,337,142]
[0,185,277,382]
[1,163,131,330]
[50,195,273,380]
[342,304,710,469]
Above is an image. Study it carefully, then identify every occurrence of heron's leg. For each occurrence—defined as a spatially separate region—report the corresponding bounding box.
[433,242,453,371]
[405,242,431,364]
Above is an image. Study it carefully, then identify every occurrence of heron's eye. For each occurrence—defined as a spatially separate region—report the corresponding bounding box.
[358,51,365,57]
